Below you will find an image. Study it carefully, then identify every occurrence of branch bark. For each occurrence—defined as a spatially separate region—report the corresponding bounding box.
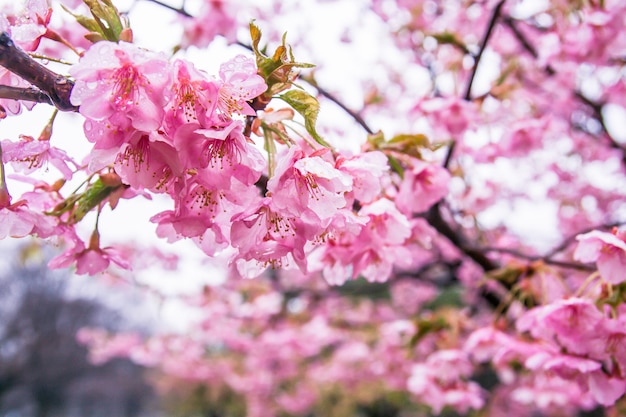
[0,32,77,112]
[443,0,506,169]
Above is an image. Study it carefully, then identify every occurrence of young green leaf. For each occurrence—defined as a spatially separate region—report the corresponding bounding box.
[280,89,329,147]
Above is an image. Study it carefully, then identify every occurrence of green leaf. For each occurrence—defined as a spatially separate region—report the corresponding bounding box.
[425,286,464,309]
[248,21,314,97]
[336,277,390,300]
[64,0,126,42]
[409,317,449,348]
[280,89,329,147]
[386,154,404,179]
[47,177,122,224]
[61,5,102,34]
[68,177,120,224]
[431,32,470,55]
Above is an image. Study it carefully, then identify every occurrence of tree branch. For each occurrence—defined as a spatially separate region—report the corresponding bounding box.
[0,85,53,105]
[463,0,507,101]
[543,221,626,258]
[0,32,77,112]
[443,0,506,169]
[425,205,503,308]
[479,246,595,272]
[501,16,555,75]
[141,0,193,17]
[301,76,375,135]
[501,17,626,165]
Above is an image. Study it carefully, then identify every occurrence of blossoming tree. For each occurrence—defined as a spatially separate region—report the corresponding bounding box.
[1,0,626,415]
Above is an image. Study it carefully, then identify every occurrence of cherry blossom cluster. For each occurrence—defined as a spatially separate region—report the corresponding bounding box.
[1,0,626,416]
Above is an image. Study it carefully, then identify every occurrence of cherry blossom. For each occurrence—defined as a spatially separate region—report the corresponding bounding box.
[70,41,170,131]
[2,0,626,415]
[574,229,626,285]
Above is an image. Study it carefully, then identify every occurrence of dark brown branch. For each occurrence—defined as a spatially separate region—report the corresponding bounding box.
[575,92,626,153]
[463,0,506,101]
[425,205,503,308]
[479,246,595,272]
[0,85,53,105]
[141,0,193,17]
[501,18,626,166]
[501,16,555,75]
[0,32,77,112]
[544,221,626,258]
[443,0,506,169]
[301,76,375,135]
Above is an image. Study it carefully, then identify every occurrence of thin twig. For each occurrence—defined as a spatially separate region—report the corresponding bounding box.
[443,0,506,169]
[142,0,193,17]
[501,16,555,75]
[479,246,595,272]
[544,221,626,258]
[463,0,506,101]
[302,76,375,135]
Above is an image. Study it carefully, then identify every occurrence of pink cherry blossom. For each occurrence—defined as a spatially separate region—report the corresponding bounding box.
[49,228,130,275]
[175,120,265,185]
[1,137,78,179]
[395,159,450,214]
[70,41,170,131]
[335,150,388,204]
[407,350,485,414]
[415,96,478,137]
[516,297,606,356]
[267,147,353,226]
[8,0,51,51]
[574,229,626,285]
[179,0,237,48]
[163,59,220,136]
[114,131,184,193]
[217,54,267,117]
[0,71,36,118]
[0,199,57,239]
[230,196,308,278]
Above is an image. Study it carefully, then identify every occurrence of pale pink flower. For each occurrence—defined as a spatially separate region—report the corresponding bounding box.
[151,170,257,256]
[179,0,237,48]
[516,297,605,356]
[0,200,57,239]
[49,229,130,275]
[175,120,265,185]
[217,54,267,117]
[114,131,184,193]
[0,66,36,117]
[268,147,353,226]
[407,350,484,414]
[163,59,220,136]
[574,230,626,285]
[9,0,51,51]
[70,41,170,131]
[525,350,626,407]
[390,279,437,315]
[335,151,388,204]
[395,160,450,214]
[416,97,477,136]
[1,137,78,179]
[588,370,626,406]
[230,196,308,278]
[315,198,412,284]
